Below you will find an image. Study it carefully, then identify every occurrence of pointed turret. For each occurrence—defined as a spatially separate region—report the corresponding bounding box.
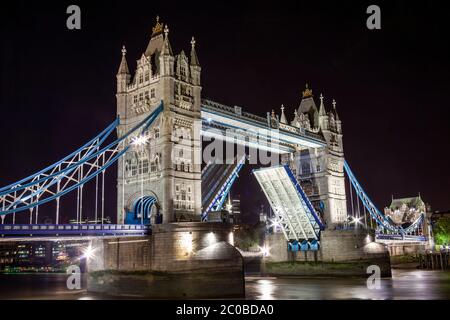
[117,45,130,75]
[332,99,340,121]
[161,24,173,56]
[116,45,131,119]
[190,37,200,66]
[280,104,287,124]
[319,93,326,116]
[318,93,329,132]
[189,37,201,86]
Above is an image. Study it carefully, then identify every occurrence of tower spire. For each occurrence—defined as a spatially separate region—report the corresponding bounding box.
[190,36,200,66]
[117,45,130,75]
[319,93,326,116]
[332,99,340,121]
[161,24,173,56]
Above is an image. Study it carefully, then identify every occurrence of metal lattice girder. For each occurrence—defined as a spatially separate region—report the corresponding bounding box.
[253,165,324,241]
[344,160,425,235]
[201,155,246,220]
[0,103,163,216]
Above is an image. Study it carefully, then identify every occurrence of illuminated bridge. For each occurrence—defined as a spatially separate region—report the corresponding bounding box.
[0,99,428,244]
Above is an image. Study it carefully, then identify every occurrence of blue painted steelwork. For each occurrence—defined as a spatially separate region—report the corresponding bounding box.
[125,196,158,225]
[201,155,246,221]
[300,240,309,251]
[344,160,425,235]
[284,165,324,233]
[288,239,320,252]
[0,103,163,216]
[0,119,119,194]
[375,233,427,242]
[0,224,150,238]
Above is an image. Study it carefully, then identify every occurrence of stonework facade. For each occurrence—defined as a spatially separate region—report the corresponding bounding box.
[116,18,202,224]
[282,85,347,227]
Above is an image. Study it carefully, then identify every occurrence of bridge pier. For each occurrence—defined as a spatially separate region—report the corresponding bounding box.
[262,229,391,277]
[87,222,244,298]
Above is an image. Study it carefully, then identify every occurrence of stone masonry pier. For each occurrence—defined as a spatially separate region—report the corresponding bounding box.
[87,222,244,298]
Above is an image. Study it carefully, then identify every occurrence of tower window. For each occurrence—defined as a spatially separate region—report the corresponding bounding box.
[180,66,186,77]
[151,88,156,99]
[139,159,149,174]
[154,128,160,139]
[145,91,149,100]
[139,74,143,84]
[302,162,311,175]
[131,164,138,176]
[139,93,144,101]
[133,95,138,104]
[145,73,150,82]
[150,161,157,172]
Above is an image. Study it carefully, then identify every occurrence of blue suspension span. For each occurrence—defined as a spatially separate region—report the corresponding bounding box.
[344,160,424,235]
[0,119,118,194]
[0,102,164,217]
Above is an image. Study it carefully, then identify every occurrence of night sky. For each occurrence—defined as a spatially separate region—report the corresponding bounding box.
[1,1,450,224]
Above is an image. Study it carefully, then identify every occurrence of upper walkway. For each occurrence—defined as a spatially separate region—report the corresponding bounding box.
[201,99,326,153]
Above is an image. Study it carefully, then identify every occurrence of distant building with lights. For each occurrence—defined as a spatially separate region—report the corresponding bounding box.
[384,195,429,226]
[0,241,84,273]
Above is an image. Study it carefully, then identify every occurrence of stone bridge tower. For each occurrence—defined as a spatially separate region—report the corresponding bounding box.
[286,85,347,228]
[116,17,202,224]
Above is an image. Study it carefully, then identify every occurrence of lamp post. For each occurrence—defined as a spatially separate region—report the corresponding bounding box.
[132,134,149,225]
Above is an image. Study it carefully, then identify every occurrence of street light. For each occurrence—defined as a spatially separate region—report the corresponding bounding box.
[81,244,96,260]
[132,135,149,146]
[132,134,149,225]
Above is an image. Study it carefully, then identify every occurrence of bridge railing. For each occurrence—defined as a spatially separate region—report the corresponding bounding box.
[0,224,151,238]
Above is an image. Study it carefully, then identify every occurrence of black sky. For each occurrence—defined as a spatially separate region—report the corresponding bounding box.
[1,0,450,223]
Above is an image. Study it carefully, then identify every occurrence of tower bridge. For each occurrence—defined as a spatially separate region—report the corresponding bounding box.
[0,17,432,293]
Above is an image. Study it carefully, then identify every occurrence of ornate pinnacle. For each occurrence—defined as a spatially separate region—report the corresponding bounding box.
[332,99,337,109]
[302,83,313,98]
[121,45,127,56]
[191,36,196,48]
[164,24,169,37]
[152,15,164,36]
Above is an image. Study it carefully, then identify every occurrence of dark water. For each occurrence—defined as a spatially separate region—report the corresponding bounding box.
[0,269,449,300]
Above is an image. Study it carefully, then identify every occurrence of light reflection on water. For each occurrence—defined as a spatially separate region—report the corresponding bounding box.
[245,269,450,300]
[0,269,449,300]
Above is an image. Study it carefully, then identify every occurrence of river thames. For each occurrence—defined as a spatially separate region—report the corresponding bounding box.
[0,269,449,300]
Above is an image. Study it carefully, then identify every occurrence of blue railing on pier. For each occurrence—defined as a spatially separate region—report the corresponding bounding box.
[0,224,150,238]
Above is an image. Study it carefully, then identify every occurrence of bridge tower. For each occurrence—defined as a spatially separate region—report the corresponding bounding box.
[291,85,347,228]
[116,17,202,224]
